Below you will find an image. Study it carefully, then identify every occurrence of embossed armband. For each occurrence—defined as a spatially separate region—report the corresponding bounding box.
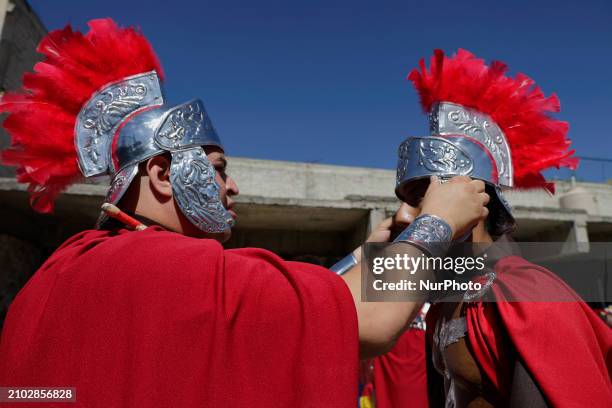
[393,214,453,258]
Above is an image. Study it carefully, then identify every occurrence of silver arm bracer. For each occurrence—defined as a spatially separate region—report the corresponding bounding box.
[329,214,452,275]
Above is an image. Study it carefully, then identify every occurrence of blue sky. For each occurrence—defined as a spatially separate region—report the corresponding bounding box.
[29,0,612,181]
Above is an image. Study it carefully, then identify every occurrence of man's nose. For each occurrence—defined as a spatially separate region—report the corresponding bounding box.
[394,202,419,228]
[226,176,239,197]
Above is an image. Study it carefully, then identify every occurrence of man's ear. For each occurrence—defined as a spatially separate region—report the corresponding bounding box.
[145,154,173,198]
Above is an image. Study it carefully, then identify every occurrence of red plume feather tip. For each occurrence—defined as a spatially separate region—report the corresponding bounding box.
[0,18,164,213]
[408,49,579,192]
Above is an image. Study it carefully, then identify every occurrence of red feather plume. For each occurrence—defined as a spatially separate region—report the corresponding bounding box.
[0,18,164,212]
[408,49,578,193]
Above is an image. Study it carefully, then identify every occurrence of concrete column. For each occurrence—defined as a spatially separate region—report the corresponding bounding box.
[562,216,590,255]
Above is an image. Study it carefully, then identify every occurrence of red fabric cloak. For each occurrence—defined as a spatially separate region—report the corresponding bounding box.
[0,227,358,407]
[369,328,429,408]
[464,255,612,407]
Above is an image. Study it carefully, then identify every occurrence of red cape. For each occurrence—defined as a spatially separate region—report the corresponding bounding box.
[0,227,358,407]
[464,255,612,406]
[369,328,428,408]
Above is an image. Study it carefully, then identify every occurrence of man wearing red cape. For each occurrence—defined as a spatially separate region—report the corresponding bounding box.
[358,305,430,408]
[0,20,489,407]
[372,49,612,407]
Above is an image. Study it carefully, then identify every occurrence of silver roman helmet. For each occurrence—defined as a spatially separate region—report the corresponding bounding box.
[396,101,514,222]
[0,19,234,234]
[78,71,234,233]
[396,49,579,234]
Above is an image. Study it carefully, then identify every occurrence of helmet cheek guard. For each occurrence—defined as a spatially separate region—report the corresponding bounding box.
[170,147,233,233]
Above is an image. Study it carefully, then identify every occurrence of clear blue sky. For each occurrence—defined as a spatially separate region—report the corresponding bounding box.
[29,0,612,181]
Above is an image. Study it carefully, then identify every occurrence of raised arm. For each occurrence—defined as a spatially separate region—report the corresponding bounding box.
[341,176,489,358]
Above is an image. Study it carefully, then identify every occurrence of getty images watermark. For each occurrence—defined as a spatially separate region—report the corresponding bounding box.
[371,252,488,292]
[360,242,612,303]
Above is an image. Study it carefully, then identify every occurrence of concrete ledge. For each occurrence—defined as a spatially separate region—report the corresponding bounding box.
[1,156,611,243]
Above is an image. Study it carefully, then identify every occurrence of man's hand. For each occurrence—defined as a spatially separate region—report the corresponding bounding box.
[343,176,488,358]
[366,203,419,243]
[420,175,489,238]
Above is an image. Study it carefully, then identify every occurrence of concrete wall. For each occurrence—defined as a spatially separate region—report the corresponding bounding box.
[228,157,612,246]
[2,156,611,255]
